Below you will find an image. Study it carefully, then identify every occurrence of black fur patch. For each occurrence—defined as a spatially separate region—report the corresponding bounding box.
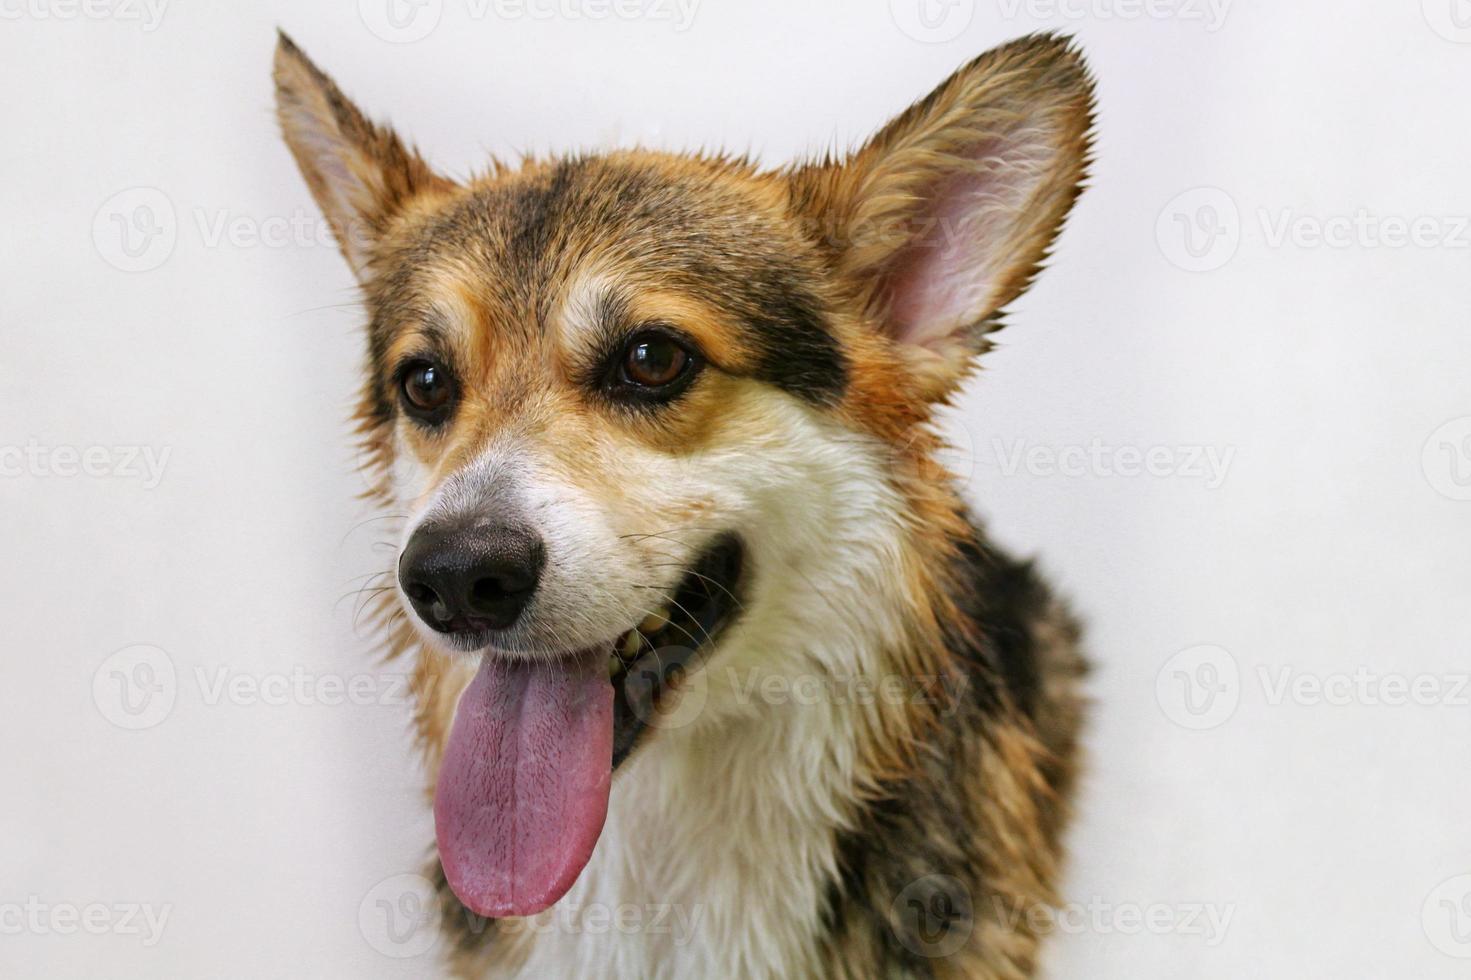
[818,515,1084,976]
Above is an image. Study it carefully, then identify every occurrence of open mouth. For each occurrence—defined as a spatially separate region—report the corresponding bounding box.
[607,532,744,768]
[433,533,745,920]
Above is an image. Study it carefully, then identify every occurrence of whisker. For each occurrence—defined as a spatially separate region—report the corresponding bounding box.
[339,513,408,547]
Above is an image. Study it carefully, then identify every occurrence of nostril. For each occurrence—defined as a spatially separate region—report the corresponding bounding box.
[470,573,531,604]
[471,578,502,605]
[462,551,541,627]
[405,582,438,605]
[404,580,454,625]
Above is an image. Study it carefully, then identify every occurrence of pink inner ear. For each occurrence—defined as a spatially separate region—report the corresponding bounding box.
[883,131,1053,351]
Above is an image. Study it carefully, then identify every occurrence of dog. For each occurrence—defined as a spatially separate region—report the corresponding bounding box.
[275,29,1094,978]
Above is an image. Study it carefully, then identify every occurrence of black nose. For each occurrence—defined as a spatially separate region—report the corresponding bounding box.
[398,523,545,634]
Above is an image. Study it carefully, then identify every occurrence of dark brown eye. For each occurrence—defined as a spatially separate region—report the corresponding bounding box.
[400,360,454,421]
[621,334,691,388]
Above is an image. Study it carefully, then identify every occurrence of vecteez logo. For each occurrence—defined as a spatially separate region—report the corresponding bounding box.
[1156,187,1241,272]
[1422,0,1471,43]
[1423,417,1471,501]
[358,0,442,42]
[1156,645,1241,730]
[1424,874,1471,958]
[890,0,976,43]
[358,874,442,958]
[92,187,177,272]
[92,644,177,730]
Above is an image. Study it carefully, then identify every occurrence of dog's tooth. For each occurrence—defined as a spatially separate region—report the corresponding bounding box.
[620,631,641,657]
[639,609,670,634]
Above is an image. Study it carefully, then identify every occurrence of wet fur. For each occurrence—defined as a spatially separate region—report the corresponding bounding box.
[275,30,1094,979]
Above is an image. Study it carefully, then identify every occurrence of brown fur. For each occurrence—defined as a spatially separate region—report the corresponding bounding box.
[275,29,1095,978]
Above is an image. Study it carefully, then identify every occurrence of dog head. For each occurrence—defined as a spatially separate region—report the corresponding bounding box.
[275,30,1092,918]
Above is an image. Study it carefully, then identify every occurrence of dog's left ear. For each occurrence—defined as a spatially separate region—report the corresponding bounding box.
[791,33,1095,400]
[273,31,449,280]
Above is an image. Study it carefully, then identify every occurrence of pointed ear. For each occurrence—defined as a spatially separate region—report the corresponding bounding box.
[792,33,1095,399]
[272,31,448,279]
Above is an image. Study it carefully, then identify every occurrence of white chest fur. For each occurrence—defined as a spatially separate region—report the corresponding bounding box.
[498,529,912,977]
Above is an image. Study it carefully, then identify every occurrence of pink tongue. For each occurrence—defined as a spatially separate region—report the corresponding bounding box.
[435,650,613,918]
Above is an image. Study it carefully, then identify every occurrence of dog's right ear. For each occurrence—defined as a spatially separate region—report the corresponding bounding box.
[273,31,448,280]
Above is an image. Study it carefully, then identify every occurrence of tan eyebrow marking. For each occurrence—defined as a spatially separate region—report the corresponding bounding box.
[551,266,760,378]
[380,266,495,378]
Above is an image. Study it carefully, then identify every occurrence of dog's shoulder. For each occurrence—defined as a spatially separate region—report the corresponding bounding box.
[818,516,1087,979]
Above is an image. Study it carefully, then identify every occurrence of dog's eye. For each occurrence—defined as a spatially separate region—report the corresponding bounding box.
[620,333,692,389]
[400,360,455,422]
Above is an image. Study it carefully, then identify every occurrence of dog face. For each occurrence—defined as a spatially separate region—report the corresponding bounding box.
[345,151,854,662]
[275,30,1093,918]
